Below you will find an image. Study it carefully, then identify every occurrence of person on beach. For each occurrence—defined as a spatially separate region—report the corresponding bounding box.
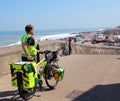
[68,37,72,55]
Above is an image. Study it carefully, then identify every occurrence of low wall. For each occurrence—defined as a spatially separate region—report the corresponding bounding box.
[72,43,120,55]
[0,41,120,77]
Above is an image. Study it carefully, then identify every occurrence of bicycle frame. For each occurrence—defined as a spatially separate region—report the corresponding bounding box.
[36,57,48,80]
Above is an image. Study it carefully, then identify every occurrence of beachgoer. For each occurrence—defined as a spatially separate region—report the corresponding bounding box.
[68,37,72,55]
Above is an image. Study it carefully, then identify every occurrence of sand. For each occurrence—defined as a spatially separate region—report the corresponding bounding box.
[0,55,120,101]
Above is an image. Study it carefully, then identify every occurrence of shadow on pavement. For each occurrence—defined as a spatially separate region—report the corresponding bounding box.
[0,90,22,101]
[72,83,120,101]
[0,86,54,101]
[0,90,17,98]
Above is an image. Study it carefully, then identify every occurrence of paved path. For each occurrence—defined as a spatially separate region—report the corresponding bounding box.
[0,55,120,101]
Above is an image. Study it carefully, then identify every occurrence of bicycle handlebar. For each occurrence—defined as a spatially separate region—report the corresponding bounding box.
[39,50,51,54]
[39,46,62,55]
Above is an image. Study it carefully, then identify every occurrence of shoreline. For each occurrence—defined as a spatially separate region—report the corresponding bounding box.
[0,26,120,47]
[0,28,99,47]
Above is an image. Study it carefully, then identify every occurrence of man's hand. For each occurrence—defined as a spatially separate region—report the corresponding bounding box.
[27,55,32,60]
[37,50,40,53]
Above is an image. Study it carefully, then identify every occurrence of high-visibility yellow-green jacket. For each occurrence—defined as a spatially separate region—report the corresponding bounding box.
[21,34,37,57]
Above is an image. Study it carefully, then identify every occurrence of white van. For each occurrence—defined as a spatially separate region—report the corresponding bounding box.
[96,33,105,40]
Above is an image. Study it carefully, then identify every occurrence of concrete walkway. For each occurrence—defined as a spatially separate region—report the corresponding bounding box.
[0,55,120,101]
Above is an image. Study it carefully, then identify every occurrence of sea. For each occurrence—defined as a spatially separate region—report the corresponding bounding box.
[0,28,98,47]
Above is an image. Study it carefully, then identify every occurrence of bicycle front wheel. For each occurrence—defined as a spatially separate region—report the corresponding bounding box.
[45,65,59,89]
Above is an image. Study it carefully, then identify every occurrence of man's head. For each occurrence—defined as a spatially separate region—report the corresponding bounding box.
[25,24,34,35]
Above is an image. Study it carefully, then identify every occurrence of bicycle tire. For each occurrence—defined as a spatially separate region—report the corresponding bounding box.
[17,73,35,100]
[20,88,36,100]
[45,65,59,89]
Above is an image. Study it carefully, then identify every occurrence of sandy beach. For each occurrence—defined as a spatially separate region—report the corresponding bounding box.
[0,55,120,101]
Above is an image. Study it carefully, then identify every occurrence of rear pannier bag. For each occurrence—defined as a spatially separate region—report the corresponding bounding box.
[10,62,38,89]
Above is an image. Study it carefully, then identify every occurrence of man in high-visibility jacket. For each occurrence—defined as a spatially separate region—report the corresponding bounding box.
[21,25,44,91]
[21,24,38,61]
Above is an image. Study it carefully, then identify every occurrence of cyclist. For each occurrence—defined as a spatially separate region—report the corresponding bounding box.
[21,24,44,91]
[21,24,38,61]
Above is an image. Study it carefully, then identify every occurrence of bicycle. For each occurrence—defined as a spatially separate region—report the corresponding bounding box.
[9,47,64,101]
[59,39,72,56]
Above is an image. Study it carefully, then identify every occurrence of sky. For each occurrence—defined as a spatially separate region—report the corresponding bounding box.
[0,0,120,30]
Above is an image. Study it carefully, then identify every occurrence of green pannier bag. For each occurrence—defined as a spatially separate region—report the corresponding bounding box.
[54,67,65,81]
[9,62,38,89]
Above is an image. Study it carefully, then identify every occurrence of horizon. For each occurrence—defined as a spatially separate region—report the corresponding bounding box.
[0,27,104,32]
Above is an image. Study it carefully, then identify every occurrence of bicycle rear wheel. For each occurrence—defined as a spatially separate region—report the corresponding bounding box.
[17,72,35,100]
[20,88,36,100]
[45,65,59,89]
